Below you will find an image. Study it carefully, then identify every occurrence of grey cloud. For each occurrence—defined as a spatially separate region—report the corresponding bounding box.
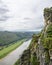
[0,0,2,3]
[0,14,9,22]
[0,0,10,22]
[23,17,32,20]
[0,0,52,31]
[0,16,9,21]
[3,16,9,18]
[0,7,9,14]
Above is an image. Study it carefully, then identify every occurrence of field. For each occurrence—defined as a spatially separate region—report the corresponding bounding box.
[14,59,20,65]
[0,39,26,59]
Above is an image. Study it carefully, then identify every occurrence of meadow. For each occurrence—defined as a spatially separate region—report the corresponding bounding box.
[0,39,26,59]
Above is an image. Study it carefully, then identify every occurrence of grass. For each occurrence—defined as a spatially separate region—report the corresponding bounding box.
[14,59,20,65]
[0,39,26,59]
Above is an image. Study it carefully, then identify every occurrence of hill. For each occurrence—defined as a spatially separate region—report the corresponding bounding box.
[0,31,35,46]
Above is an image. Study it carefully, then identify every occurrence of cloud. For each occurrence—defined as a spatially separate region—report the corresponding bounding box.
[0,16,10,21]
[0,27,5,31]
[0,0,9,22]
[0,7,9,14]
[23,17,32,20]
[0,0,52,31]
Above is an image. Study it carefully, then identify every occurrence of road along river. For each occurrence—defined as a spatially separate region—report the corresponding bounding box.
[0,39,31,65]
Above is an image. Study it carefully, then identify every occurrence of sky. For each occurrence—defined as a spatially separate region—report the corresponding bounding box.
[0,0,52,31]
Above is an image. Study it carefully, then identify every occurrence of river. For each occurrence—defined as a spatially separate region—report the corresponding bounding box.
[0,39,31,65]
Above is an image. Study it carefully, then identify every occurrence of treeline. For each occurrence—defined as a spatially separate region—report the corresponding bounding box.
[0,31,34,46]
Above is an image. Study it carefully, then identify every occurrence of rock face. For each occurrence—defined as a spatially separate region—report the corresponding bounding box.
[44,7,52,25]
[37,7,52,65]
[19,7,52,65]
[20,49,31,65]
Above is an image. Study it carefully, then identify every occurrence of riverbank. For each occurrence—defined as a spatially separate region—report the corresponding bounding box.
[0,39,26,59]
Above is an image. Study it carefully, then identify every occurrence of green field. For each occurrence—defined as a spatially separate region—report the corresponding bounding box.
[0,39,26,59]
[14,59,20,65]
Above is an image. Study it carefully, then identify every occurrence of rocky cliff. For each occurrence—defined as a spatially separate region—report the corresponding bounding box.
[15,7,52,65]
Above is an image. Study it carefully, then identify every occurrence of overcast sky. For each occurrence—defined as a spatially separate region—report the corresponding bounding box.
[0,0,52,31]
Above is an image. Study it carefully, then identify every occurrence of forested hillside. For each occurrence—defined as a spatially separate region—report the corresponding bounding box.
[0,31,34,46]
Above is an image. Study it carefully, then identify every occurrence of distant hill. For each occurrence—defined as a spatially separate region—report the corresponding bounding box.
[0,31,37,46]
